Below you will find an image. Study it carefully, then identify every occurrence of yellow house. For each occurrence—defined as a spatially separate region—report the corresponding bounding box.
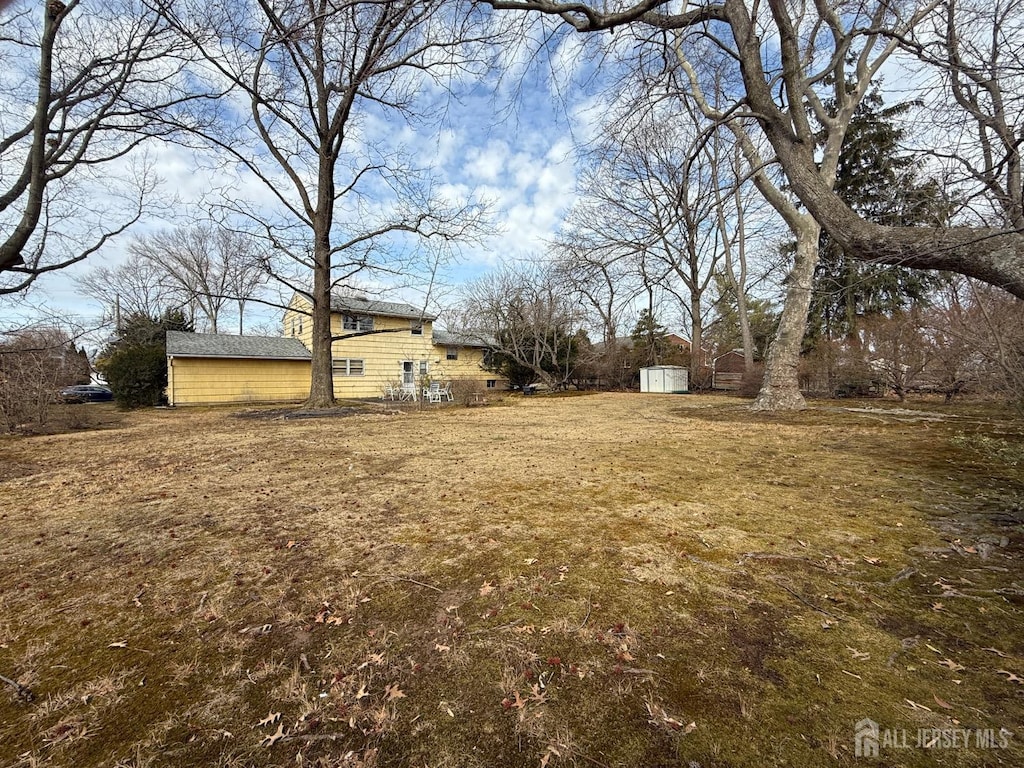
[165,294,507,406]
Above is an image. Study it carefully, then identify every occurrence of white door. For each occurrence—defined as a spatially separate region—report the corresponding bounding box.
[402,361,416,398]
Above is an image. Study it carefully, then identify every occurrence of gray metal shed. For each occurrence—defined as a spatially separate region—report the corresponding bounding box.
[639,365,689,393]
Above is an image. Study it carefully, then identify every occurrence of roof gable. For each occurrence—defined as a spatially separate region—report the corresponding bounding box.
[166,331,310,360]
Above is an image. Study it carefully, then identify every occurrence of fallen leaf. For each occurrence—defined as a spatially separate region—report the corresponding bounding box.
[384,683,406,701]
[983,647,1011,659]
[938,658,965,672]
[479,581,495,597]
[905,699,932,711]
[931,602,944,612]
[933,695,954,710]
[358,652,385,669]
[286,540,297,549]
[257,711,281,728]
[355,684,369,699]
[524,558,538,566]
[863,556,882,565]
[260,723,285,747]
[996,670,1024,685]
[847,647,870,660]
[926,644,943,654]
[108,641,128,648]
[434,643,450,653]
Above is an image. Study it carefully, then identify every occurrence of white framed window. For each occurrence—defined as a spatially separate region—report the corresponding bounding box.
[342,314,373,332]
[332,358,365,376]
[486,380,496,388]
[446,346,458,360]
[419,360,428,376]
[410,321,423,335]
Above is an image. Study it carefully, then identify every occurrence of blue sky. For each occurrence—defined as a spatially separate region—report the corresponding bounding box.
[0,2,946,350]
[1,18,597,343]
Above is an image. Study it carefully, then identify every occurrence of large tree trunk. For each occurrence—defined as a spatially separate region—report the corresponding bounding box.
[752,219,819,411]
[306,233,335,408]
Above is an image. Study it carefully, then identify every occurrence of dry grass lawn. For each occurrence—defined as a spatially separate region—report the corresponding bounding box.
[1,393,1022,767]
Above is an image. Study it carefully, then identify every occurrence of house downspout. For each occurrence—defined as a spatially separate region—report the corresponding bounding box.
[167,355,174,407]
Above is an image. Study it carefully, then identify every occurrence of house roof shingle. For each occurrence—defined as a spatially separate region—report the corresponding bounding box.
[166,331,311,360]
[330,295,436,322]
[432,330,490,348]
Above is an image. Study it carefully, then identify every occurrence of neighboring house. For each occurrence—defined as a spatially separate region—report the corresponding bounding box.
[165,294,507,406]
[712,349,746,391]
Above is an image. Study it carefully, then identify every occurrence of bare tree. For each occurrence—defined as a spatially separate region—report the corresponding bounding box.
[0,326,90,432]
[483,0,1024,411]
[461,261,584,390]
[901,0,1023,232]
[0,0,207,293]
[924,278,1024,406]
[159,0,494,407]
[77,251,177,322]
[127,224,268,334]
[557,96,724,376]
[711,141,765,373]
[483,0,1024,298]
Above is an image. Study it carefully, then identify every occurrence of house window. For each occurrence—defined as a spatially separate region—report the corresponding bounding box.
[410,321,423,335]
[419,360,428,376]
[342,314,373,332]
[446,346,458,361]
[332,358,364,376]
[486,380,496,388]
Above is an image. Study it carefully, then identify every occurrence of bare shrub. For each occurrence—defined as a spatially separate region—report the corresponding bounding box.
[449,378,486,406]
[0,328,89,432]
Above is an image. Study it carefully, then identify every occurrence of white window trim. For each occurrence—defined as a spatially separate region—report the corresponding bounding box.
[332,358,365,376]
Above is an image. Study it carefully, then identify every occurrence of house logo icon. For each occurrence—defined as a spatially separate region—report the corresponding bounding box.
[855,718,880,757]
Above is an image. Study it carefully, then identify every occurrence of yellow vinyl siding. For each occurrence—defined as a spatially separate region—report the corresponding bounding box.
[330,313,435,398]
[283,295,314,350]
[430,345,508,389]
[168,357,310,406]
[284,295,436,398]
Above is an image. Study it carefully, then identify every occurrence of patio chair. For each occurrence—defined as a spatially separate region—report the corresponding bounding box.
[441,382,454,402]
[425,381,443,403]
[382,382,399,401]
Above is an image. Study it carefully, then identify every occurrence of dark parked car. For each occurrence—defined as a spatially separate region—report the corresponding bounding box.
[59,385,114,403]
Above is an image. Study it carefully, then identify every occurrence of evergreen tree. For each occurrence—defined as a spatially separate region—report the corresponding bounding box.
[708,274,779,360]
[630,309,670,367]
[98,310,193,408]
[808,88,951,343]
